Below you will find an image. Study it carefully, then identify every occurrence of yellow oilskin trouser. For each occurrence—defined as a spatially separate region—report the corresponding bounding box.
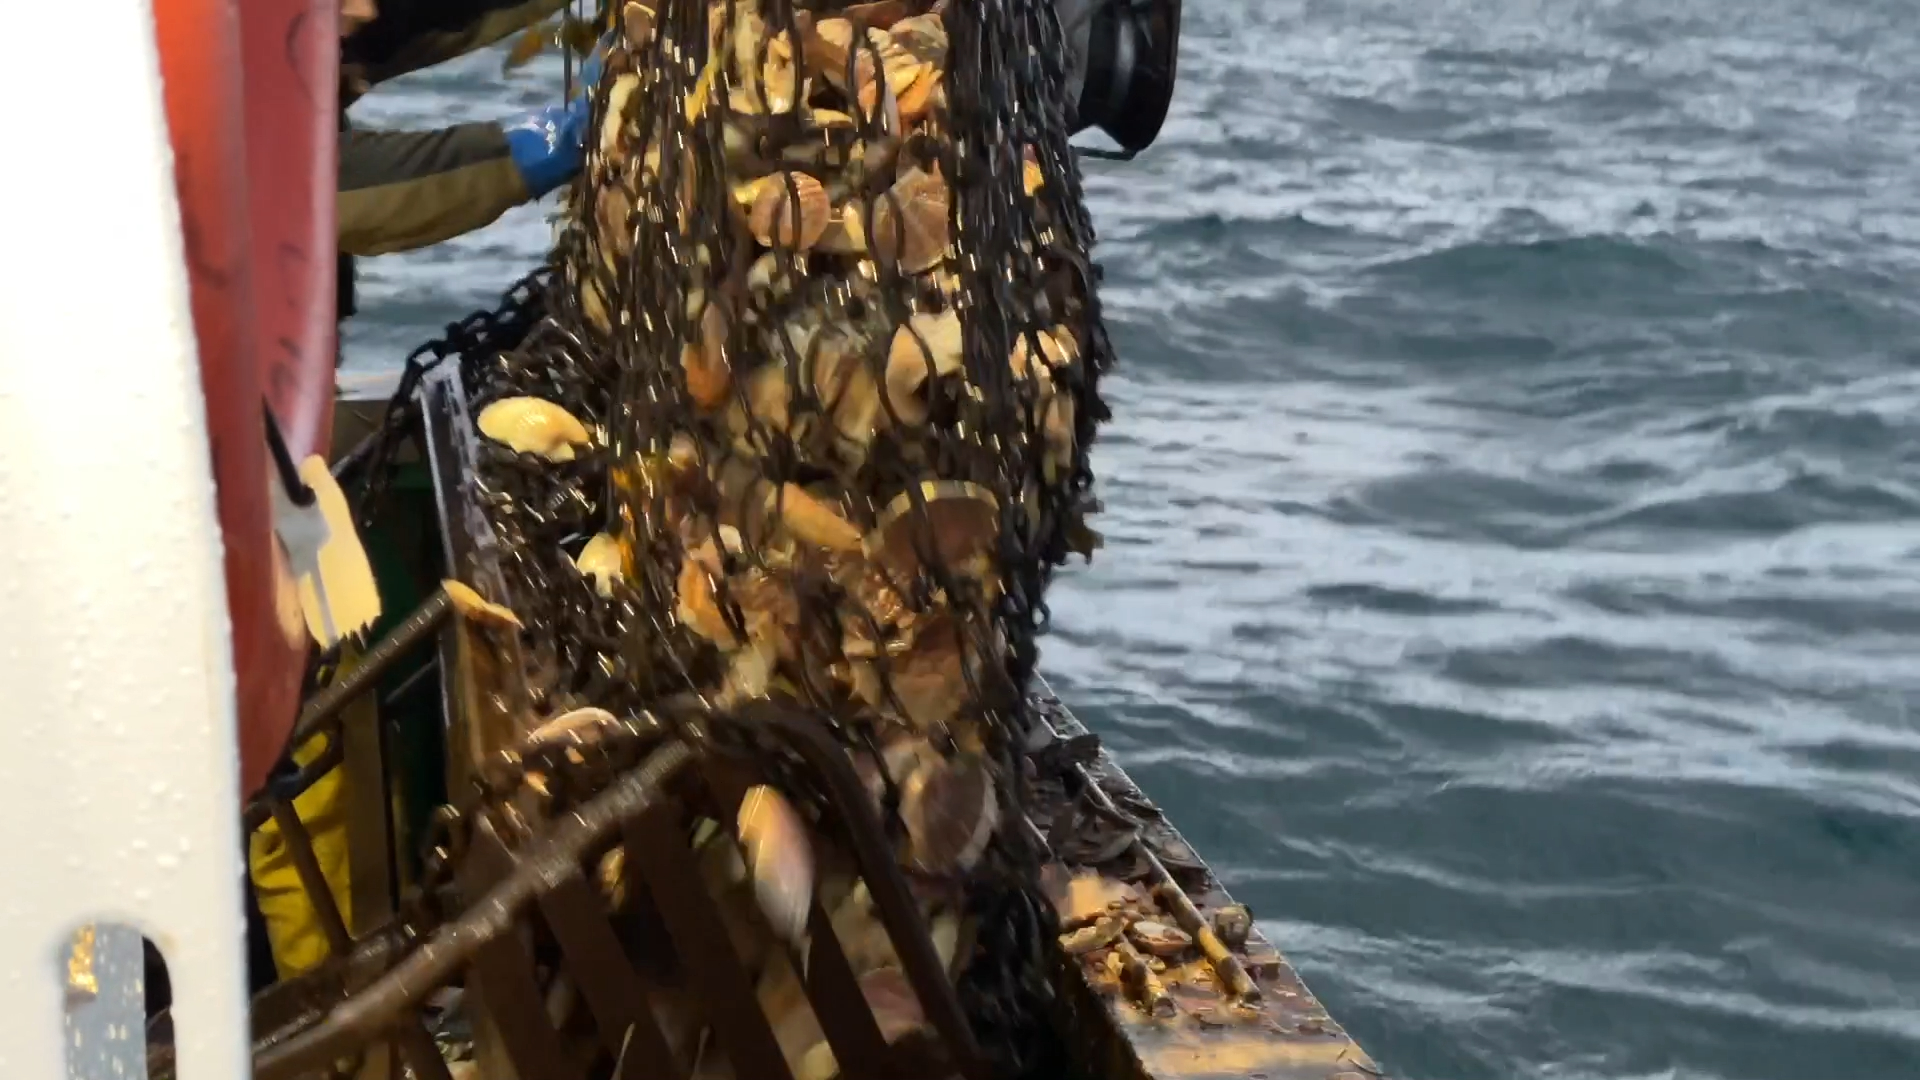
[248,728,354,978]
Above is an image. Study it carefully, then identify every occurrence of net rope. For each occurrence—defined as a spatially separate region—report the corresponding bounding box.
[443,1,1114,1072]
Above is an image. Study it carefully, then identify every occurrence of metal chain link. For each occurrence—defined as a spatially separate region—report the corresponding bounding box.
[345,267,555,533]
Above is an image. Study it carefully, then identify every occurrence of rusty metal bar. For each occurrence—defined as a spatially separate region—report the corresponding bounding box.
[291,589,455,748]
[714,700,991,1080]
[252,739,694,1080]
[702,761,892,1079]
[536,872,685,1080]
[270,801,355,958]
[244,734,345,833]
[626,805,797,1080]
[1152,882,1259,1002]
[393,1021,457,1080]
[462,819,587,1080]
[802,901,894,1080]
[1064,753,1260,1005]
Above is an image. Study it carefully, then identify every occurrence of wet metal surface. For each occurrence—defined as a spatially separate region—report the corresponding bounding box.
[1032,690,1384,1080]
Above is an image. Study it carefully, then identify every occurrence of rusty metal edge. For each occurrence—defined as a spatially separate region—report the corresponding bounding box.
[1032,680,1388,1080]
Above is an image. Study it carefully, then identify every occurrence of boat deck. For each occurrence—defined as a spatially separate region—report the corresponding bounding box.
[1030,693,1382,1080]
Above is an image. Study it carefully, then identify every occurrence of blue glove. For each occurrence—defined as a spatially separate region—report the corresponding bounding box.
[502,36,608,198]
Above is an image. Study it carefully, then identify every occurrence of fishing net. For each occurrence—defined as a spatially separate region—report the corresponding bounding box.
[458,0,1113,1073]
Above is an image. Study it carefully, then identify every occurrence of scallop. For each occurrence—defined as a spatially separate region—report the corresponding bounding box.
[810,108,858,130]
[808,335,883,454]
[839,0,913,28]
[855,52,927,120]
[815,204,868,254]
[863,481,1000,580]
[874,609,969,733]
[575,532,624,596]
[596,182,633,258]
[1061,915,1125,955]
[1009,324,1076,379]
[1211,903,1254,950]
[675,548,741,647]
[581,275,611,334]
[1022,145,1045,197]
[750,171,832,251]
[805,19,887,92]
[1126,919,1194,959]
[683,297,732,410]
[772,483,864,553]
[869,166,950,273]
[527,706,619,747]
[442,579,522,630]
[738,785,815,945]
[476,396,592,462]
[598,73,640,160]
[884,309,964,425]
[895,66,940,124]
[891,13,947,62]
[621,2,654,52]
[900,750,999,873]
[761,30,801,114]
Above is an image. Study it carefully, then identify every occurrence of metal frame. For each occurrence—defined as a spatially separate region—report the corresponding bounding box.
[155,364,998,1080]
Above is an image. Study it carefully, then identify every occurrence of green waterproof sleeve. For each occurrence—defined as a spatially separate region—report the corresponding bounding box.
[338,122,532,257]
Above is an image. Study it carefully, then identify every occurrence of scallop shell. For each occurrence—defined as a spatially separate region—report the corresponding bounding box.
[839,0,913,28]
[895,67,940,124]
[1126,920,1194,959]
[581,275,611,333]
[804,19,886,91]
[855,51,927,119]
[1009,324,1076,379]
[622,2,654,52]
[869,166,950,273]
[884,309,964,425]
[596,182,633,257]
[675,549,742,647]
[683,297,732,410]
[760,30,801,114]
[1053,871,1138,928]
[874,609,968,732]
[857,966,930,1043]
[726,361,796,457]
[1211,903,1253,950]
[890,12,947,64]
[575,532,624,596]
[810,108,858,130]
[1042,392,1077,478]
[476,396,592,462]
[737,785,815,945]
[527,706,619,747]
[814,205,868,254]
[863,480,1000,580]
[772,483,863,553]
[599,73,640,160]
[900,750,999,873]
[750,171,832,251]
[442,580,522,630]
[1060,915,1125,955]
[807,337,884,454]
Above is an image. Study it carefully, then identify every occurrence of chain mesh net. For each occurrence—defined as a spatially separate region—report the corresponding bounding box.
[458,0,1113,1073]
